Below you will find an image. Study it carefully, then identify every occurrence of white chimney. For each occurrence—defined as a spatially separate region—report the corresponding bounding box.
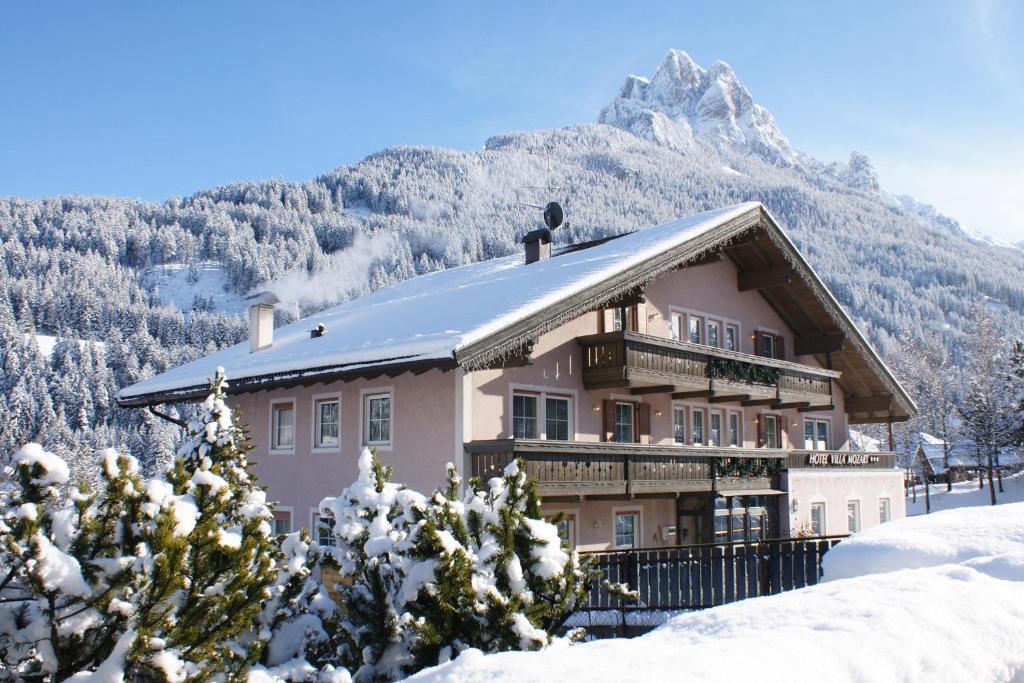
[246,291,280,352]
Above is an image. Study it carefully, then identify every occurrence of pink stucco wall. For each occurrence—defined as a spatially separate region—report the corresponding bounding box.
[229,368,457,532]
[783,470,906,535]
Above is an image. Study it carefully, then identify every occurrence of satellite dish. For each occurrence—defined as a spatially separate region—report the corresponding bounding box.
[544,202,564,230]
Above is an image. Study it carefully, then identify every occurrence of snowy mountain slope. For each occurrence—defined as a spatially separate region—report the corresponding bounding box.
[2,47,1024,469]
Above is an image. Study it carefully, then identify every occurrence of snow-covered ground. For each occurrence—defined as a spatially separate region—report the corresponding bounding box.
[144,261,247,316]
[907,471,1024,516]
[407,503,1024,682]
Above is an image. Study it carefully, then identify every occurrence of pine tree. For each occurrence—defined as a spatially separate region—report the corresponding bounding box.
[0,444,171,679]
[143,369,280,679]
[322,455,590,680]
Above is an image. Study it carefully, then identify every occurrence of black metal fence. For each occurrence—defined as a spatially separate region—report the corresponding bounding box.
[579,536,846,611]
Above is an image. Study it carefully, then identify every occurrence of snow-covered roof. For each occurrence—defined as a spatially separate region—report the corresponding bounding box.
[917,434,1022,473]
[119,203,759,404]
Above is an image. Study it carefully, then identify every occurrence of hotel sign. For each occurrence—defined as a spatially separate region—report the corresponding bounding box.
[805,452,880,467]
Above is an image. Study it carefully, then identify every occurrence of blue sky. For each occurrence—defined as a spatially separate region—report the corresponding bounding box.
[1,1,1021,241]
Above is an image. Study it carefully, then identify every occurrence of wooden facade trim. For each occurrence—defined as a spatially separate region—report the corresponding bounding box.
[117,356,458,407]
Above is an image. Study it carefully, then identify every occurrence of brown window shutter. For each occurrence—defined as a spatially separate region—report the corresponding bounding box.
[602,399,616,442]
[637,402,651,444]
[757,413,766,447]
[755,331,765,357]
[775,335,785,360]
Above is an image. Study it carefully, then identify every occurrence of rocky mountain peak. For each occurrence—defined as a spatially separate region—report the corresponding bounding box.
[599,49,795,166]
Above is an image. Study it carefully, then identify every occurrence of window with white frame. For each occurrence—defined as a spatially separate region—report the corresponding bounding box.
[545,395,571,441]
[707,320,721,348]
[512,393,539,438]
[878,497,891,524]
[670,312,683,341]
[847,500,861,533]
[272,509,292,535]
[691,408,705,445]
[271,401,295,451]
[314,512,336,547]
[728,411,741,447]
[804,418,830,450]
[615,402,635,443]
[810,502,826,535]
[709,410,723,447]
[724,323,739,351]
[546,511,576,548]
[512,390,573,440]
[673,407,687,444]
[762,414,782,448]
[314,397,340,449]
[688,316,703,344]
[614,511,639,549]
[364,392,392,446]
[761,333,776,359]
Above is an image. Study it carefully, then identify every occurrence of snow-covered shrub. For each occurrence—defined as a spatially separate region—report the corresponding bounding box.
[320,452,590,682]
[319,448,427,682]
[0,371,347,682]
[0,444,159,679]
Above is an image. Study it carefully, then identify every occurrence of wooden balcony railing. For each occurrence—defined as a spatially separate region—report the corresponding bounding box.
[467,439,786,497]
[466,440,897,498]
[578,331,840,401]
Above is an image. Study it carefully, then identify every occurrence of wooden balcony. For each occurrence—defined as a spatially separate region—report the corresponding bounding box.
[466,440,897,499]
[466,439,786,498]
[578,331,840,406]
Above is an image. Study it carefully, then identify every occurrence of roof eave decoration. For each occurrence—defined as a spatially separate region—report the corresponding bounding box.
[455,205,916,419]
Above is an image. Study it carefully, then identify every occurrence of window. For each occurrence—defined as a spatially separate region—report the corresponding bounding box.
[847,500,861,533]
[709,411,723,447]
[513,390,573,440]
[724,324,739,351]
[614,511,639,549]
[547,512,576,548]
[728,412,741,447]
[691,408,705,445]
[545,396,570,441]
[810,502,826,536]
[714,495,773,543]
[314,397,340,449]
[612,307,626,331]
[364,392,392,446]
[707,320,721,348]
[314,513,336,547]
[670,312,684,341]
[512,393,539,439]
[756,331,784,360]
[688,316,703,344]
[272,510,292,536]
[804,419,830,450]
[615,402,635,444]
[879,498,891,524]
[271,401,295,451]
[762,414,782,448]
[673,408,687,444]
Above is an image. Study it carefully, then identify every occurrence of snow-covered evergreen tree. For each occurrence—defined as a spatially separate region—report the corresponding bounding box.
[319,448,426,682]
[320,453,589,681]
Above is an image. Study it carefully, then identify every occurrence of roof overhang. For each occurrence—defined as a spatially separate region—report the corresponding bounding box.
[454,204,916,423]
[117,355,457,408]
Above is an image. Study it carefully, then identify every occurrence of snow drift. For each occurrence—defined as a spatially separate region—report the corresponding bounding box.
[406,503,1024,683]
